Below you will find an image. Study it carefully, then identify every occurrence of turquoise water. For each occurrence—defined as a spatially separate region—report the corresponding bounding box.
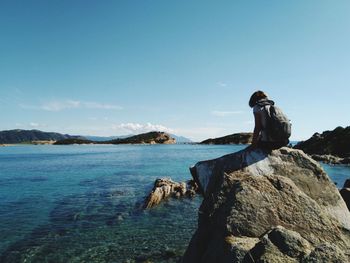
[0,145,349,263]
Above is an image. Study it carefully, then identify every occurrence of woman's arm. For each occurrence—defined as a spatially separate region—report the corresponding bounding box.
[251,112,262,147]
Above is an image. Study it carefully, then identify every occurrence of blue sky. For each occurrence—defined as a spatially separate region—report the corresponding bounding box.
[0,0,349,141]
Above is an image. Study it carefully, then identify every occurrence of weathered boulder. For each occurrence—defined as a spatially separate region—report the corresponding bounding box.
[183,147,350,262]
[340,179,350,210]
[143,178,198,209]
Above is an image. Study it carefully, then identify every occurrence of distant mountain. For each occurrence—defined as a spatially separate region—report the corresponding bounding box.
[200,133,253,145]
[170,134,192,143]
[0,129,84,144]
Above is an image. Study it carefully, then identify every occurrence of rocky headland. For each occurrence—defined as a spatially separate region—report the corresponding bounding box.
[183,147,350,262]
[294,126,350,164]
[54,131,176,145]
[108,131,176,144]
[200,132,253,145]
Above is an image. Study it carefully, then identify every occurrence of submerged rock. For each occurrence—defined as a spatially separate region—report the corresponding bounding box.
[143,178,198,209]
[183,147,350,262]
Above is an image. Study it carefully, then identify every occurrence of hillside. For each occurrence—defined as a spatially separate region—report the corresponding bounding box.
[108,131,176,144]
[294,126,350,158]
[54,131,176,145]
[200,132,253,145]
[0,129,82,144]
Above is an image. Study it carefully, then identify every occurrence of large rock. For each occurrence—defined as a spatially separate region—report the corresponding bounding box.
[183,147,350,262]
[143,178,198,209]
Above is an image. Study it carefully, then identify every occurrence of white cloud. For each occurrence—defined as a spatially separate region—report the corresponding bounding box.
[20,100,122,111]
[29,122,40,127]
[113,122,174,134]
[40,100,81,111]
[211,110,243,117]
[217,82,228,88]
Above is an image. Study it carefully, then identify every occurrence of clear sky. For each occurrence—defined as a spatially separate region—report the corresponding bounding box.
[0,0,349,141]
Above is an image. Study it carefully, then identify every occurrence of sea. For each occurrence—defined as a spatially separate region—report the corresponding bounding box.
[0,144,349,263]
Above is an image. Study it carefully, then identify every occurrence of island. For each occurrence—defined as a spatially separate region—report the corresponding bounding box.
[200,132,253,145]
[0,129,177,145]
[54,131,176,145]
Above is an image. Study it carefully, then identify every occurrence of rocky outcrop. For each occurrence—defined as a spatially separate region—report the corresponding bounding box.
[340,179,350,210]
[183,147,350,262]
[200,133,253,145]
[294,126,350,158]
[143,178,198,209]
[311,154,350,165]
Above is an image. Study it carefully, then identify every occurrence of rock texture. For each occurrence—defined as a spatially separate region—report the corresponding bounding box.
[200,132,253,145]
[183,147,350,262]
[294,126,350,158]
[340,179,350,210]
[143,178,198,209]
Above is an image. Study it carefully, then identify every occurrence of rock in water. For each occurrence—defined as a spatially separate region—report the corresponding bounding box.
[143,178,198,209]
[183,147,350,262]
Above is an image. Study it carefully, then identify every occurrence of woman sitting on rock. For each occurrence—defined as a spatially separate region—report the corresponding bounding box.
[248,90,291,151]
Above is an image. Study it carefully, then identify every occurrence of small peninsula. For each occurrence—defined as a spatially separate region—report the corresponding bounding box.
[54,131,176,145]
[200,132,253,145]
[294,126,350,164]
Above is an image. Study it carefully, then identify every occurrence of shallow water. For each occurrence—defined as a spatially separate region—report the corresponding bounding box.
[0,144,349,262]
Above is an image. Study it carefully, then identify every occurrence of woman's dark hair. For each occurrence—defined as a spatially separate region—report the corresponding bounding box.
[249,90,268,108]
